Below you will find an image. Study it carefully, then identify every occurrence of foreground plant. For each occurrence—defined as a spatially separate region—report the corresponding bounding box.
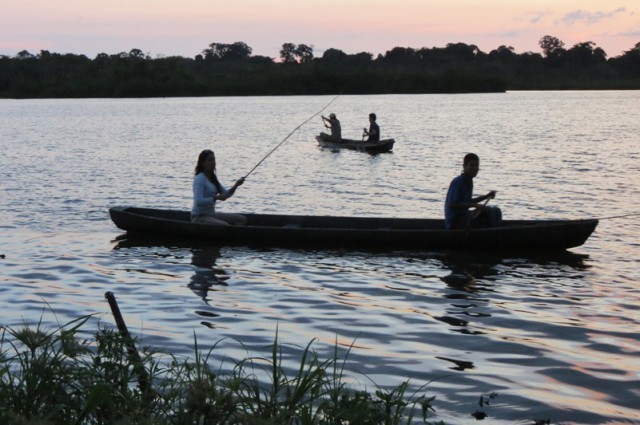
[0,317,442,424]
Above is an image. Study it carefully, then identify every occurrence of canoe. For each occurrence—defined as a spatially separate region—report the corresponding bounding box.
[109,206,598,251]
[315,135,395,153]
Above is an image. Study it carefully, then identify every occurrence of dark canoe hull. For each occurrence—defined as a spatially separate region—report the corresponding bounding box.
[109,206,598,251]
[315,135,394,153]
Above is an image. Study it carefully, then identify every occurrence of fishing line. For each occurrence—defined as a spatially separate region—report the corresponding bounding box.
[594,212,640,220]
[243,94,340,179]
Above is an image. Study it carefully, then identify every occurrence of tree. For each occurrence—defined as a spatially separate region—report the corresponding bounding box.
[295,44,314,63]
[280,43,297,63]
[539,35,565,58]
[444,43,480,61]
[350,52,373,64]
[322,48,347,62]
[16,50,34,59]
[2,38,640,98]
[279,43,314,63]
[202,42,252,60]
[610,41,640,70]
[382,47,416,65]
[489,45,516,61]
[226,42,252,60]
[128,49,147,60]
[566,41,606,66]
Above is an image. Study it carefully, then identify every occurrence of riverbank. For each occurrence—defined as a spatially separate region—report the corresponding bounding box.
[0,313,444,425]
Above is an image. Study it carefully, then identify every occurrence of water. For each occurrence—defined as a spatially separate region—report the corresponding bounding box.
[1,92,639,424]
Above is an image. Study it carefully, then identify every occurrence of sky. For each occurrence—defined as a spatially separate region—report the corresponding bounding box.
[2,0,639,60]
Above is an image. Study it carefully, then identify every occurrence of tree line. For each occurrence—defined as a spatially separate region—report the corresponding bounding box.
[1,35,639,98]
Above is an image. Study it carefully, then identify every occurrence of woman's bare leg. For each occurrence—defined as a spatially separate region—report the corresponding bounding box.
[191,215,231,226]
[215,212,247,225]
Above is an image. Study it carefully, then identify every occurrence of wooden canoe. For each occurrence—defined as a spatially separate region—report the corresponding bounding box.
[109,206,598,251]
[315,135,395,153]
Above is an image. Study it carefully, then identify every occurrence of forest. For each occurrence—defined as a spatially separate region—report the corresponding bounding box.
[1,35,639,98]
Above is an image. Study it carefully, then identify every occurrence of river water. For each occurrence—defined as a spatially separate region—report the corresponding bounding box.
[1,92,639,424]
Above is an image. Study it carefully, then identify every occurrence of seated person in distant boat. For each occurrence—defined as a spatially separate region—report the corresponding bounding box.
[363,112,380,142]
[320,113,342,141]
[191,149,247,226]
[444,153,501,229]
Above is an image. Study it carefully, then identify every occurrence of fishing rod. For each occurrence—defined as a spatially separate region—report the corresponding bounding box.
[594,212,640,220]
[243,94,340,179]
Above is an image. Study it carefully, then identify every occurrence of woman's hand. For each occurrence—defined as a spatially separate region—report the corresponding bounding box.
[219,177,245,201]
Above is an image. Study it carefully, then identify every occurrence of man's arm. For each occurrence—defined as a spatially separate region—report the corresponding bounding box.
[471,191,496,204]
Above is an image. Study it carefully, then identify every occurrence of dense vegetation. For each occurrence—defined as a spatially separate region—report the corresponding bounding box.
[0,316,448,425]
[1,35,639,98]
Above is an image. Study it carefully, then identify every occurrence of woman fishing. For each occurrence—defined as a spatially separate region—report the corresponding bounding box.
[191,149,246,225]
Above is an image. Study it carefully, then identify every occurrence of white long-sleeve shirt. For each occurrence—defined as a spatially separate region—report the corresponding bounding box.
[191,172,229,218]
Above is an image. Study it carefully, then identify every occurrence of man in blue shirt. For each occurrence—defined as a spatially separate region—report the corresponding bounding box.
[445,153,500,229]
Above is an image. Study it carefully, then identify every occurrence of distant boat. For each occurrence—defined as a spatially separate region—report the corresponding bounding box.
[109,206,598,251]
[315,134,394,154]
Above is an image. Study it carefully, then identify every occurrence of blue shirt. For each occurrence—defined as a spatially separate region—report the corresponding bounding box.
[444,173,473,229]
[368,122,380,141]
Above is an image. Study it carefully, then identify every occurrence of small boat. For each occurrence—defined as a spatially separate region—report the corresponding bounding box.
[315,134,395,154]
[109,206,598,251]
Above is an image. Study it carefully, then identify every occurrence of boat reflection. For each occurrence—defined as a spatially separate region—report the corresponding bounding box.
[429,249,592,337]
[437,249,591,293]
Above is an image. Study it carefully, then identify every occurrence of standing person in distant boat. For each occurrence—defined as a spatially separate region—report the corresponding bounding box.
[444,153,501,229]
[363,113,380,141]
[320,113,342,141]
[191,149,247,225]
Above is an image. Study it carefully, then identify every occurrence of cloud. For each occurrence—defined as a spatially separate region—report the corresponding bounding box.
[618,30,640,37]
[559,7,627,26]
[527,11,551,25]
[498,30,521,38]
[514,10,551,25]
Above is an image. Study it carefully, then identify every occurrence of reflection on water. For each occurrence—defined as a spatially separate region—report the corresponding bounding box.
[189,247,228,301]
[113,235,231,302]
[112,235,233,330]
[10,229,636,425]
[426,250,592,340]
[438,250,590,291]
[2,93,639,424]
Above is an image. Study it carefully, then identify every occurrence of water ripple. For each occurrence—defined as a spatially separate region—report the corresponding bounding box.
[1,94,639,424]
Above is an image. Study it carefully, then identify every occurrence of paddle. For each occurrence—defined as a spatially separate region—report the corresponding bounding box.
[464,191,496,233]
[472,192,494,219]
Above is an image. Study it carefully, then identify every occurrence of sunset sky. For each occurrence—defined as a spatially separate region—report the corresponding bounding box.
[2,0,639,59]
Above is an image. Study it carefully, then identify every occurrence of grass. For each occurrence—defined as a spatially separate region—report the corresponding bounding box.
[0,317,443,425]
